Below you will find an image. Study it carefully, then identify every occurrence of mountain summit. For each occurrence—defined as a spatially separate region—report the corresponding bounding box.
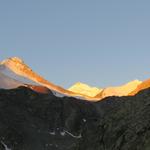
[129,78,150,95]
[95,80,142,99]
[68,82,102,97]
[0,57,76,97]
[0,57,99,99]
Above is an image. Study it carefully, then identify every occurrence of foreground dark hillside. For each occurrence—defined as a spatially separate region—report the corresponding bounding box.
[0,86,150,150]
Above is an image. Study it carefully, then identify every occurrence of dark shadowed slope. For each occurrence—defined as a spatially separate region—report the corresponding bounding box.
[0,86,98,150]
[0,86,150,149]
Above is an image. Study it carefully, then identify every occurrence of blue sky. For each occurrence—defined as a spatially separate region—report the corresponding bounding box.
[0,0,150,88]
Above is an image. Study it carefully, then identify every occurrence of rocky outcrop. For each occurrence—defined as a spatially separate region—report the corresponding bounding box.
[0,86,150,149]
[25,84,52,94]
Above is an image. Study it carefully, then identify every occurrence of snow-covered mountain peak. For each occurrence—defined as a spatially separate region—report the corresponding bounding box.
[95,79,142,99]
[1,57,32,72]
[68,82,102,97]
[1,57,24,65]
[0,57,89,99]
[8,57,24,63]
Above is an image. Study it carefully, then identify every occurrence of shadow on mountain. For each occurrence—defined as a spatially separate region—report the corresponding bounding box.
[0,86,150,149]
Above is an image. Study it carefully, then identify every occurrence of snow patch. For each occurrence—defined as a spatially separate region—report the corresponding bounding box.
[1,141,11,150]
[0,72,23,89]
[55,144,58,148]
[0,66,38,86]
[64,130,82,139]
[60,131,66,136]
[49,131,55,135]
[52,90,65,98]
[83,118,87,122]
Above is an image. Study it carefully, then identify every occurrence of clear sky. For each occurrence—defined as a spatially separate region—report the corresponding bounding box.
[0,0,150,88]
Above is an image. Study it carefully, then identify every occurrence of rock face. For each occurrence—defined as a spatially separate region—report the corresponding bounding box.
[0,86,150,150]
[80,88,150,150]
[0,87,98,150]
[25,84,52,94]
[68,82,102,97]
[95,80,141,99]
